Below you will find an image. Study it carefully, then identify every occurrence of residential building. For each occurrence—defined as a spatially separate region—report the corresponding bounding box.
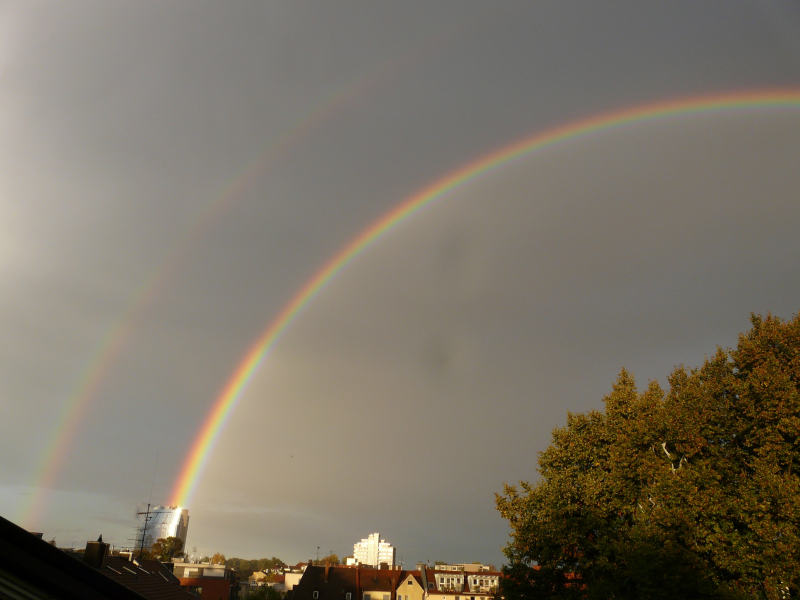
[84,543,196,600]
[427,566,500,598]
[291,564,404,600]
[422,564,493,574]
[284,570,304,590]
[289,565,502,600]
[171,560,237,600]
[350,533,396,567]
[396,571,426,600]
[134,506,190,552]
[463,572,500,595]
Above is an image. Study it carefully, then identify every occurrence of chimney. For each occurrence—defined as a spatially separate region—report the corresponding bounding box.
[325,561,331,583]
[390,569,400,600]
[84,541,110,569]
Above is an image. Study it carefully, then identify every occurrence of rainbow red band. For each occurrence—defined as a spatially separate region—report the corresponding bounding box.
[170,89,800,506]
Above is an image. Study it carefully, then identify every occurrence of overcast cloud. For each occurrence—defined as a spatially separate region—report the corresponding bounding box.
[1,0,800,566]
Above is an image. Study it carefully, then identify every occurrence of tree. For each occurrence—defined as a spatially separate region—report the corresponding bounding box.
[149,537,184,562]
[258,557,286,571]
[314,553,340,566]
[211,552,226,565]
[248,586,282,600]
[496,313,800,600]
[227,556,286,575]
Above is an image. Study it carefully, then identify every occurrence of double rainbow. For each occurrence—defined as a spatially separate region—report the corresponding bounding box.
[169,88,800,506]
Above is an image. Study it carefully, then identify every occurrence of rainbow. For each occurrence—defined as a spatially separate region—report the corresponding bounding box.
[21,11,490,527]
[20,41,422,529]
[169,88,800,506]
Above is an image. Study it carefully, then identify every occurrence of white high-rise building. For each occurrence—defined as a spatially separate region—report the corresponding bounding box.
[351,533,395,567]
[134,505,189,551]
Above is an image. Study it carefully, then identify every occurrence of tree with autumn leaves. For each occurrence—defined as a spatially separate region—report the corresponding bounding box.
[496,313,800,600]
[142,536,184,562]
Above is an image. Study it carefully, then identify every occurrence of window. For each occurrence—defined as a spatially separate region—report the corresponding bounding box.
[347,594,351,600]
[313,592,319,599]
[408,581,413,585]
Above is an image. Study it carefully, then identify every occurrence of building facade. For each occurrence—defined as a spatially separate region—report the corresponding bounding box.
[351,533,396,567]
[290,565,502,600]
[134,505,189,551]
[172,560,237,600]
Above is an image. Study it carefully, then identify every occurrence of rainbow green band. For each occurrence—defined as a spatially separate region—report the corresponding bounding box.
[169,88,800,506]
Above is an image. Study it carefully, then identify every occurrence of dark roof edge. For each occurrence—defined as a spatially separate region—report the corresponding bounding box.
[0,514,148,600]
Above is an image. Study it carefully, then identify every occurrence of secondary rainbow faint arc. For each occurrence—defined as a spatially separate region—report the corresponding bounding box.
[170,88,800,506]
[21,9,493,528]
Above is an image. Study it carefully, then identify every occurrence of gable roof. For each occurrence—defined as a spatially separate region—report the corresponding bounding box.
[400,572,423,588]
[100,556,196,600]
[0,514,148,600]
[292,566,417,600]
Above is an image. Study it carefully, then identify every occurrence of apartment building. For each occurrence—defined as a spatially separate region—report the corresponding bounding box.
[290,564,502,600]
[349,533,396,567]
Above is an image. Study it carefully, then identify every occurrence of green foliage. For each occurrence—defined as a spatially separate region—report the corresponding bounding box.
[434,561,448,565]
[149,536,184,562]
[314,553,340,566]
[248,586,283,600]
[226,556,286,576]
[497,313,800,600]
[211,552,226,565]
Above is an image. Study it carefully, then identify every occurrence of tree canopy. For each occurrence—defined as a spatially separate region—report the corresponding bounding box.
[496,313,800,600]
[147,537,184,562]
[226,556,286,576]
[248,586,282,600]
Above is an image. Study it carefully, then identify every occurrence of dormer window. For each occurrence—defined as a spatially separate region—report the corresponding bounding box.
[314,592,319,599]
[346,594,351,599]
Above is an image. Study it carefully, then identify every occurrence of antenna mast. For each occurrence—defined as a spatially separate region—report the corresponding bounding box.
[132,503,153,579]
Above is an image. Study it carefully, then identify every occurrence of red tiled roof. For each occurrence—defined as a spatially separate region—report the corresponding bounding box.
[292,566,416,600]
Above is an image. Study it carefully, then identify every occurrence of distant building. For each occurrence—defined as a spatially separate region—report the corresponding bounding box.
[349,533,396,567]
[420,564,494,573]
[134,505,189,551]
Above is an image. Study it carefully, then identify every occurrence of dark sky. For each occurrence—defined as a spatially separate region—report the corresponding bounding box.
[1,0,800,565]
